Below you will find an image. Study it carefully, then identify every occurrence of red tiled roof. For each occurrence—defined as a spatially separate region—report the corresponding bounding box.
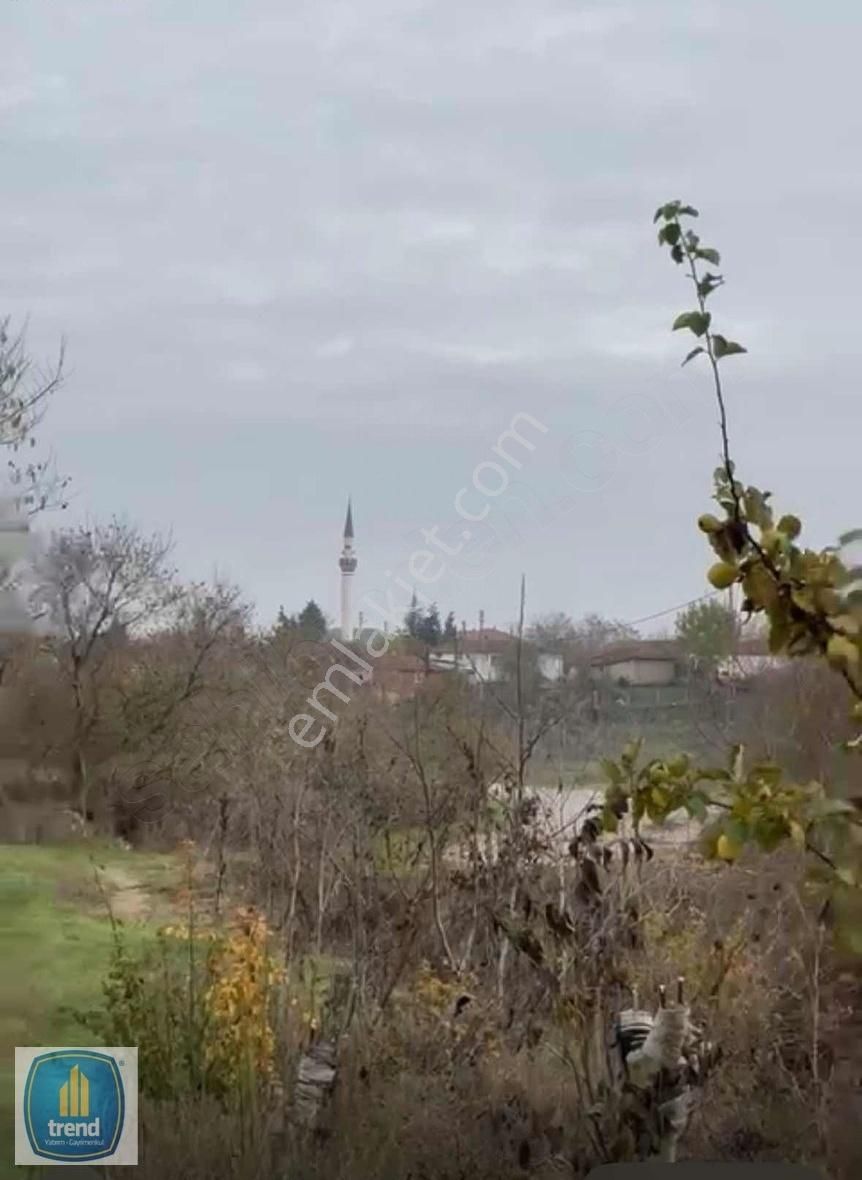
[450,627,513,654]
[367,650,430,701]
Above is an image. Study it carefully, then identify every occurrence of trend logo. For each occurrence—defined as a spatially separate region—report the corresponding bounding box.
[59,1062,90,1117]
[22,1050,125,1162]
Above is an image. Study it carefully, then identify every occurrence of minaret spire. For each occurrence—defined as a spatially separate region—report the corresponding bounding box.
[338,497,357,640]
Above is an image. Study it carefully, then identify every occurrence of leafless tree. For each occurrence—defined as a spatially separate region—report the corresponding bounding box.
[106,576,250,838]
[29,518,180,816]
[0,316,68,516]
[0,318,68,674]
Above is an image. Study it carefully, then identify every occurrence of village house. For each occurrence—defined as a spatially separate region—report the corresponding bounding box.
[589,639,680,687]
[431,626,564,685]
[431,626,511,682]
[715,635,784,683]
[366,650,429,704]
[590,634,784,688]
[358,624,566,701]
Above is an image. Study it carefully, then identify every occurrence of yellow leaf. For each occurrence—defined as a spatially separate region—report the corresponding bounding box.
[789,820,806,848]
[742,563,779,609]
[791,588,816,614]
[815,588,842,614]
[716,833,740,861]
[827,633,860,668]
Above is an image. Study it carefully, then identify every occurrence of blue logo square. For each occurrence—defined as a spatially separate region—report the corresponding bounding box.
[23,1049,125,1162]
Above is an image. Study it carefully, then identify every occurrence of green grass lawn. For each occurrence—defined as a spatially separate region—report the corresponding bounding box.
[0,842,180,1177]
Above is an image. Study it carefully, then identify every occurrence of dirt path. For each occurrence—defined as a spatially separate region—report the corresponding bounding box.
[100,864,151,922]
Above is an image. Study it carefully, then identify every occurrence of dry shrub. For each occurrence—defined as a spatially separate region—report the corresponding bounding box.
[136,1096,270,1180]
[736,661,858,794]
[121,839,860,1180]
[623,848,859,1178]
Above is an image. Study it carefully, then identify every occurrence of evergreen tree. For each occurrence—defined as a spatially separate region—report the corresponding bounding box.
[404,592,422,639]
[274,604,296,633]
[417,603,442,648]
[298,599,328,641]
[443,610,457,643]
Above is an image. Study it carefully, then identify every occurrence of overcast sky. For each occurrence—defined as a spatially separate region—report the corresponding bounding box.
[3,0,859,633]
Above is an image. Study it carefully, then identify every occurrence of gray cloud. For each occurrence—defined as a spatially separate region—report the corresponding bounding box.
[2,0,859,628]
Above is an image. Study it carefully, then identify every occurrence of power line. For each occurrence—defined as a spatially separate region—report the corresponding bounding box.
[624,589,720,628]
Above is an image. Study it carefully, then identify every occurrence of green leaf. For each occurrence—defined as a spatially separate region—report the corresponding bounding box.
[712,335,747,359]
[699,766,732,782]
[673,310,711,337]
[654,201,682,223]
[667,753,690,776]
[697,274,723,300]
[659,223,681,246]
[606,783,628,814]
[726,816,750,844]
[600,758,622,786]
[755,818,789,852]
[751,762,782,787]
[805,796,855,820]
[678,205,699,218]
[670,244,684,264]
[685,794,708,821]
[743,564,780,610]
[838,528,862,546]
[743,487,773,530]
[601,806,619,834]
[698,270,723,288]
[649,785,670,816]
[682,346,705,366]
[696,247,721,265]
